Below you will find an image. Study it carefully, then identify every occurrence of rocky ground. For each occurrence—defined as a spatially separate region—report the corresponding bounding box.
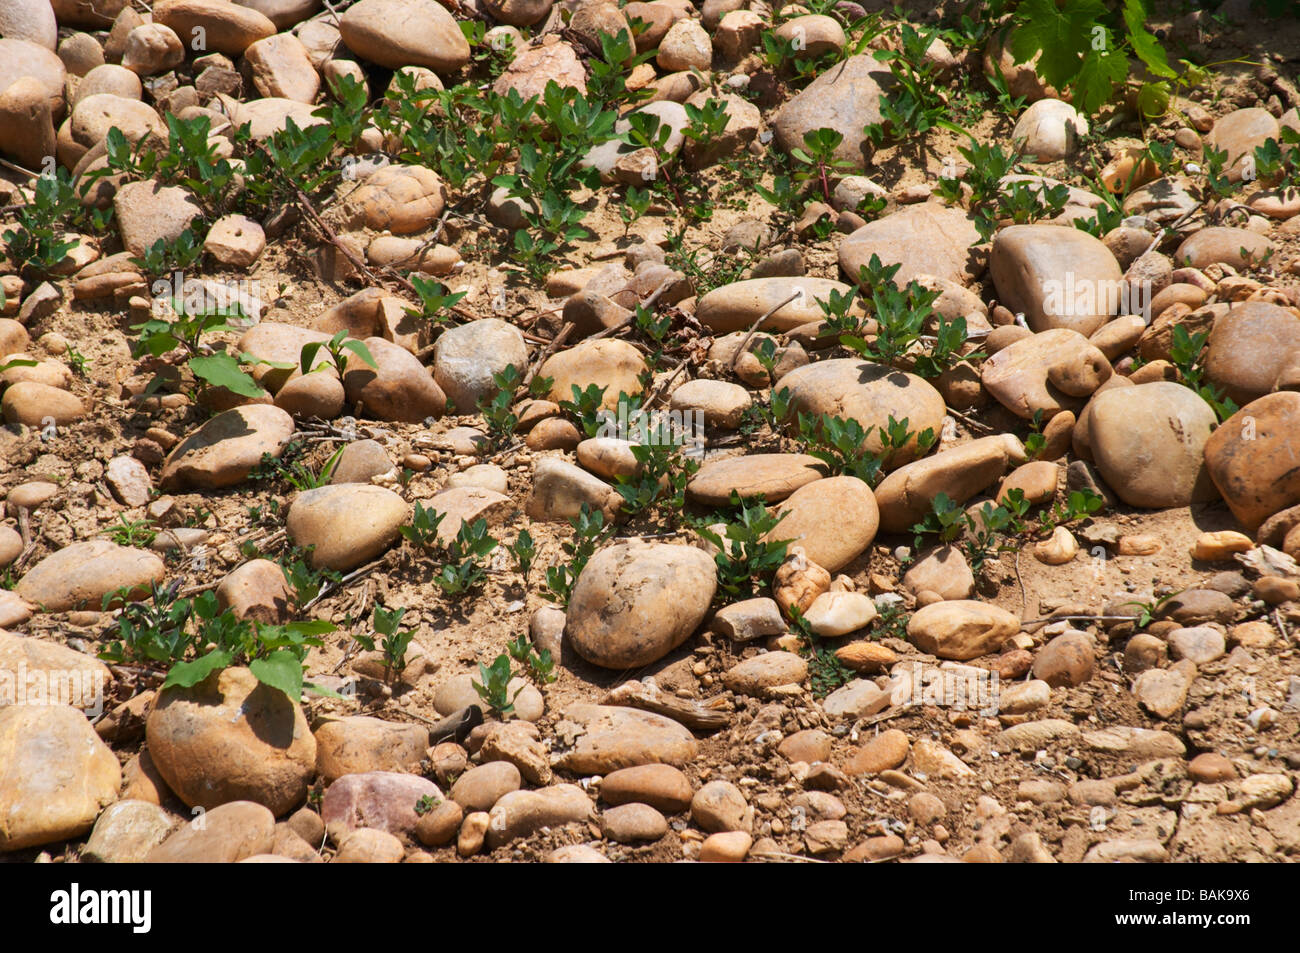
[1,0,1299,864]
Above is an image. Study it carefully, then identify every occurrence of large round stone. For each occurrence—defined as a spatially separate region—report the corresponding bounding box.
[907,600,1020,661]
[286,484,410,571]
[160,404,294,490]
[146,666,316,816]
[1204,392,1300,531]
[768,475,878,571]
[1204,301,1300,406]
[539,339,647,412]
[696,277,856,334]
[980,328,1112,420]
[566,541,716,669]
[338,0,470,73]
[989,224,1123,336]
[839,203,984,288]
[774,359,946,467]
[1089,381,1219,508]
[432,318,528,413]
[15,540,165,612]
[0,705,121,851]
[687,453,827,506]
[772,52,889,172]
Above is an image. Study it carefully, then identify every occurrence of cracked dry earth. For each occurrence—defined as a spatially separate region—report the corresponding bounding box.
[2,0,1300,865]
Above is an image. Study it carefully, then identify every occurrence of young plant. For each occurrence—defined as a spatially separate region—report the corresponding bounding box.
[472,652,521,717]
[1120,589,1184,630]
[131,295,265,400]
[506,529,535,578]
[430,518,498,596]
[2,168,84,277]
[559,383,609,438]
[406,276,468,329]
[694,495,792,600]
[352,605,416,683]
[614,439,700,520]
[1169,324,1238,422]
[790,128,856,205]
[507,633,556,685]
[542,504,608,606]
[101,515,158,548]
[99,580,195,666]
[300,330,376,380]
[789,606,855,699]
[399,501,446,552]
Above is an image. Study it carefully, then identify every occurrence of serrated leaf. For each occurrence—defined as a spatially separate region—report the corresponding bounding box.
[1071,47,1130,116]
[1009,0,1108,89]
[189,354,266,398]
[162,649,232,691]
[1122,0,1176,78]
[1137,81,1170,118]
[250,649,305,702]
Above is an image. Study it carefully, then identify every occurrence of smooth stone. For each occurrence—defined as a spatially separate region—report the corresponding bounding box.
[566,540,716,669]
[147,666,316,816]
[687,453,827,506]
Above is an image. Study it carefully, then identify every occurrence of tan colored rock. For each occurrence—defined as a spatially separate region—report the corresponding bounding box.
[147,666,315,815]
[990,225,1123,336]
[981,328,1113,420]
[539,338,647,412]
[314,716,428,783]
[153,0,276,56]
[286,483,409,572]
[342,336,445,422]
[907,600,1020,661]
[566,540,716,669]
[122,23,184,75]
[876,434,1025,533]
[0,705,120,851]
[1089,381,1218,508]
[0,629,112,712]
[161,404,293,490]
[245,32,319,102]
[687,453,827,507]
[16,540,164,612]
[486,783,594,847]
[553,703,698,774]
[1204,392,1300,531]
[1204,300,1300,405]
[776,359,946,468]
[525,456,621,523]
[839,203,985,287]
[1,380,85,426]
[600,763,693,813]
[0,76,57,171]
[338,0,470,73]
[767,475,878,572]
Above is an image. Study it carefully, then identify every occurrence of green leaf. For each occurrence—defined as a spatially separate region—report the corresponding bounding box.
[1136,81,1171,119]
[189,354,266,398]
[340,339,377,369]
[250,649,305,702]
[1009,0,1109,90]
[1071,47,1130,116]
[1122,0,1176,78]
[162,649,232,690]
